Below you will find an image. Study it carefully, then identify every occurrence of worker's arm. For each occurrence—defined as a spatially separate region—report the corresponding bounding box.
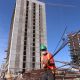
[48,53,56,68]
[41,59,48,68]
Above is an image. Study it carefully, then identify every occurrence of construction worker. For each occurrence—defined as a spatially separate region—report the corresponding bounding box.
[40,44,56,80]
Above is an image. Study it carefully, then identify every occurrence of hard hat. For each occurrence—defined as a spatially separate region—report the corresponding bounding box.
[40,44,47,51]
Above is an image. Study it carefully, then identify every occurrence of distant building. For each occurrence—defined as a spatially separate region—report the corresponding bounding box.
[68,33,80,67]
[5,0,47,74]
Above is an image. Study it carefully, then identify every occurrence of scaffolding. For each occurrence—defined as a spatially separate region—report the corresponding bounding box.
[68,32,80,67]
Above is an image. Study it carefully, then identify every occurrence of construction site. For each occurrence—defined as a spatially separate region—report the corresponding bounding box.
[0,0,80,80]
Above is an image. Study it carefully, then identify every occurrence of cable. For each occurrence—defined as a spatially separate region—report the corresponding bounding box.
[53,26,67,53]
[57,63,71,69]
[55,60,69,64]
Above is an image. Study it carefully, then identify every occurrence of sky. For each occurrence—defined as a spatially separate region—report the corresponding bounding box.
[0,0,80,68]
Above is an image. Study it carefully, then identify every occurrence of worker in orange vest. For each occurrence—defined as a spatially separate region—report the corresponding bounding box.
[40,44,56,80]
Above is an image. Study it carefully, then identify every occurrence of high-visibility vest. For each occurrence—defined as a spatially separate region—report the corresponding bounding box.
[41,51,56,70]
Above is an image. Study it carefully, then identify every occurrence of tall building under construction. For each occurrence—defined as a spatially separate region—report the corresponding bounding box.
[5,0,47,73]
[68,33,80,67]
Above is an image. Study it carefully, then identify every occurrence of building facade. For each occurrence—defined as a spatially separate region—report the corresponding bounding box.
[6,0,47,73]
[68,33,80,68]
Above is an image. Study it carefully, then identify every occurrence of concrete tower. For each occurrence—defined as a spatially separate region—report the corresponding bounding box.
[6,0,47,73]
